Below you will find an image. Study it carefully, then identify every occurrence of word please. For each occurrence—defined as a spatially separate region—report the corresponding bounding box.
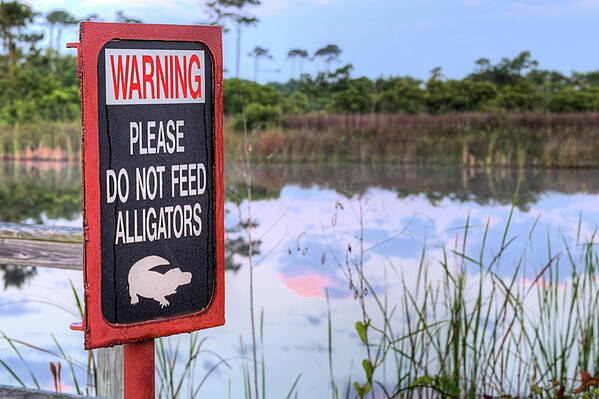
[129,119,184,155]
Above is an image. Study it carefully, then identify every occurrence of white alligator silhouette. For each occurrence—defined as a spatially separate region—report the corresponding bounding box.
[128,255,192,308]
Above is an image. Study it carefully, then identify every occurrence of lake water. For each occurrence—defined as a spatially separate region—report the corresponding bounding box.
[0,161,598,397]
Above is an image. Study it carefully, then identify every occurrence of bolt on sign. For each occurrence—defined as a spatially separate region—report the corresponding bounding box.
[76,23,224,349]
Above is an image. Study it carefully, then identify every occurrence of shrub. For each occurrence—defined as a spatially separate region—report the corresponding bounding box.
[233,103,282,131]
[281,92,310,115]
[495,80,544,111]
[548,88,599,112]
[223,78,281,115]
[328,77,373,114]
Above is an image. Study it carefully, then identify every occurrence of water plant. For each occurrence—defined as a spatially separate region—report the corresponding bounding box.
[4,162,599,398]
[0,280,96,395]
[322,185,599,398]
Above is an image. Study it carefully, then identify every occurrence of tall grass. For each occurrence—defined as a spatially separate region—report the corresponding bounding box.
[3,112,599,166]
[225,112,599,166]
[5,159,599,397]
[323,188,599,397]
[155,332,237,399]
[229,106,303,399]
[0,120,80,160]
[0,280,96,395]
[284,112,599,133]
[0,277,237,398]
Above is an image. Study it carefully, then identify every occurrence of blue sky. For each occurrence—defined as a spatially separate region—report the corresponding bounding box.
[30,0,599,83]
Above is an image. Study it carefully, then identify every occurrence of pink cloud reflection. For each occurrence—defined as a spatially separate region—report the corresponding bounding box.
[279,273,336,298]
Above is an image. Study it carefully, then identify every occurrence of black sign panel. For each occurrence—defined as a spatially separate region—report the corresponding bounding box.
[97,40,215,324]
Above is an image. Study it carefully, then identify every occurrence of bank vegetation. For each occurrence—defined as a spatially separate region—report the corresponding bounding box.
[2,1,599,166]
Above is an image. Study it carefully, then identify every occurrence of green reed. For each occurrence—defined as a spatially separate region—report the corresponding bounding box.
[223,112,599,166]
[4,172,599,398]
[326,189,599,398]
[0,279,96,395]
[0,120,80,160]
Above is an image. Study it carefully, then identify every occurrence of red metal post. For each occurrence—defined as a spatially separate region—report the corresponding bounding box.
[124,339,155,399]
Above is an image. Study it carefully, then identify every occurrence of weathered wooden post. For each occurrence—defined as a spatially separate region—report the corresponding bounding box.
[70,22,225,398]
[97,347,124,399]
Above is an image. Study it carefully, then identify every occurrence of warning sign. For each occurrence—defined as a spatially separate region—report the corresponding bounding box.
[77,23,224,349]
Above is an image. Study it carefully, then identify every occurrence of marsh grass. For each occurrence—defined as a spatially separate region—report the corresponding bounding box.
[1,273,245,398]
[0,120,79,160]
[225,112,599,166]
[3,113,599,166]
[2,185,599,398]
[0,280,96,395]
[4,160,599,397]
[228,106,303,399]
[0,277,240,398]
[155,332,239,399]
[322,185,599,398]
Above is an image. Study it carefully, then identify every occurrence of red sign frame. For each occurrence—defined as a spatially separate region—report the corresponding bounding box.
[77,22,224,349]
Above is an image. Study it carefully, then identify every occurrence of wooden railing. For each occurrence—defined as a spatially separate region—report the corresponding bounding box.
[0,222,82,270]
[0,384,96,398]
[0,222,122,399]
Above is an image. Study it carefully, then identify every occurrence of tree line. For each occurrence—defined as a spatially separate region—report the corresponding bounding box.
[226,50,599,129]
[0,0,147,124]
[2,0,599,127]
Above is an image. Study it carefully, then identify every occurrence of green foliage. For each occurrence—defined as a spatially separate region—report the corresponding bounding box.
[224,78,281,115]
[353,381,371,399]
[409,374,461,397]
[281,91,310,114]
[495,80,544,111]
[549,87,599,112]
[450,79,497,111]
[329,77,373,113]
[355,321,368,345]
[226,50,599,119]
[374,78,424,114]
[424,75,453,113]
[0,0,37,66]
[3,1,599,133]
[469,50,538,87]
[232,102,281,131]
[0,49,80,124]
[527,69,570,96]
[0,2,84,126]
